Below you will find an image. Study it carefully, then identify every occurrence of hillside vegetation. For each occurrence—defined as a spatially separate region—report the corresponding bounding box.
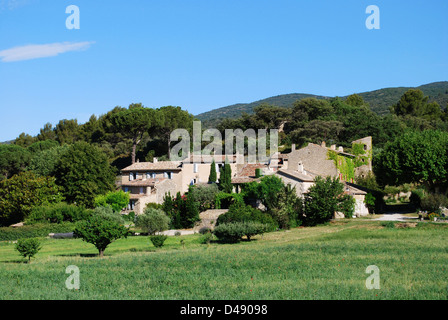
[197,81,448,126]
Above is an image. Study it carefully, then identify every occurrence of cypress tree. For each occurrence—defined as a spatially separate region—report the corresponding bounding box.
[209,159,217,183]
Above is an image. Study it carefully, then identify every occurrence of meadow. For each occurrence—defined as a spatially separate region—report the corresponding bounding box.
[0,219,447,300]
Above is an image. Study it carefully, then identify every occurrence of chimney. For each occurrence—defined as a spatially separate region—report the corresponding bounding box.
[298,162,304,173]
[331,145,336,150]
[291,144,296,152]
[136,159,140,163]
[153,157,158,163]
[338,146,344,152]
[321,141,326,148]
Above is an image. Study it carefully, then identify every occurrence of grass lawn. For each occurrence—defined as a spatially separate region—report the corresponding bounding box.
[0,220,447,300]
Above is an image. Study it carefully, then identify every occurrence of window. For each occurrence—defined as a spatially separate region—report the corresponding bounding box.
[164,172,172,179]
[140,187,144,194]
[129,173,134,181]
[124,187,129,193]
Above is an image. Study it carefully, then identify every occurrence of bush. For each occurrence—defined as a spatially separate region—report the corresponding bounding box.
[217,202,277,231]
[199,232,214,245]
[213,222,269,243]
[135,208,170,235]
[338,194,356,218]
[427,213,441,221]
[15,238,42,263]
[0,223,75,241]
[420,193,448,214]
[150,235,168,248]
[27,203,92,224]
[94,190,130,213]
[213,223,247,243]
[199,227,212,235]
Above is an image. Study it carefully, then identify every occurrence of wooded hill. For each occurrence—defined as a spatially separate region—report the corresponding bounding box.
[197,81,448,127]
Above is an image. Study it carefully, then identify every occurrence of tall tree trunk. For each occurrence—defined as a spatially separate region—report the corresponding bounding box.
[131,143,137,164]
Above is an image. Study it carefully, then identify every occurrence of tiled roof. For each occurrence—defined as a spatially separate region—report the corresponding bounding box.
[344,183,367,195]
[182,154,238,164]
[238,163,267,177]
[231,176,261,184]
[121,178,163,187]
[121,161,182,172]
[276,169,315,182]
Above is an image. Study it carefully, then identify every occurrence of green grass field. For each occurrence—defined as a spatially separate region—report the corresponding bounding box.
[1,220,447,300]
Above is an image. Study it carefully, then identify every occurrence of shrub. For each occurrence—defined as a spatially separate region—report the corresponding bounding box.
[27,203,91,224]
[420,193,448,214]
[15,238,42,263]
[427,213,441,221]
[135,208,170,235]
[213,223,247,243]
[150,235,168,248]
[188,183,220,212]
[213,222,269,243]
[338,194,356,219]
[216,202,277,231]
[199,227,212,235]
[199,232,214,245]
[94,190,130,213]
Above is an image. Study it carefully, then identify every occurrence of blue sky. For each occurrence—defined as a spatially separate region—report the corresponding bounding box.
[0,0,447,141]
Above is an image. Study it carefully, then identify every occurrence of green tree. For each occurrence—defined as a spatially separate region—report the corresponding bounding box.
[94,190,130,213]
[0,172,64,226]
[157,106,195,156]
[184,186,200,228]
[345,94,367,107]
[28,144,69,177]
[219,161,233,193]
[55,142,116,208]
[14,133,37,148]
[54,119,81,144]
[0,144,31,181]
[303,176,352,226]
[37,123,57,141]
[74,215,129,257]
[135,208,170,235]
[15,238,42,263]
[208,159,217,183]
[107,104,156,164]
[28,140,60,154]
[374,130,448,190]
[392,89,442,120]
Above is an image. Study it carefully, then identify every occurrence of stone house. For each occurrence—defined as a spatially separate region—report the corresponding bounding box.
[119,155,240,215]
[273,137,372,217]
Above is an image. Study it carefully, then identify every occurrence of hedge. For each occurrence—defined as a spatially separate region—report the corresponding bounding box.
[0,222,75,241]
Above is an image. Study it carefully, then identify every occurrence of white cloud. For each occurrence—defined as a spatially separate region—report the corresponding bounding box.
[0,41,95,62]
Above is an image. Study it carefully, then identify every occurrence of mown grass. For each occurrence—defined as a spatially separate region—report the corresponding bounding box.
[0,220,447,300]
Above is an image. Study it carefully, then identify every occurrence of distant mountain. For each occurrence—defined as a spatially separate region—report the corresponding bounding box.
[196,81,448,126]
[0,140,13,145]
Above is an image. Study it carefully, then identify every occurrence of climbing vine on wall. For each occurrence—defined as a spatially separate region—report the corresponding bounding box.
[351,143,372,167]
[327,150,356,182]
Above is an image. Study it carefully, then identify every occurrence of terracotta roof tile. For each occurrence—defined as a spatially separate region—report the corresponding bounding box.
[121,161,182,172]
